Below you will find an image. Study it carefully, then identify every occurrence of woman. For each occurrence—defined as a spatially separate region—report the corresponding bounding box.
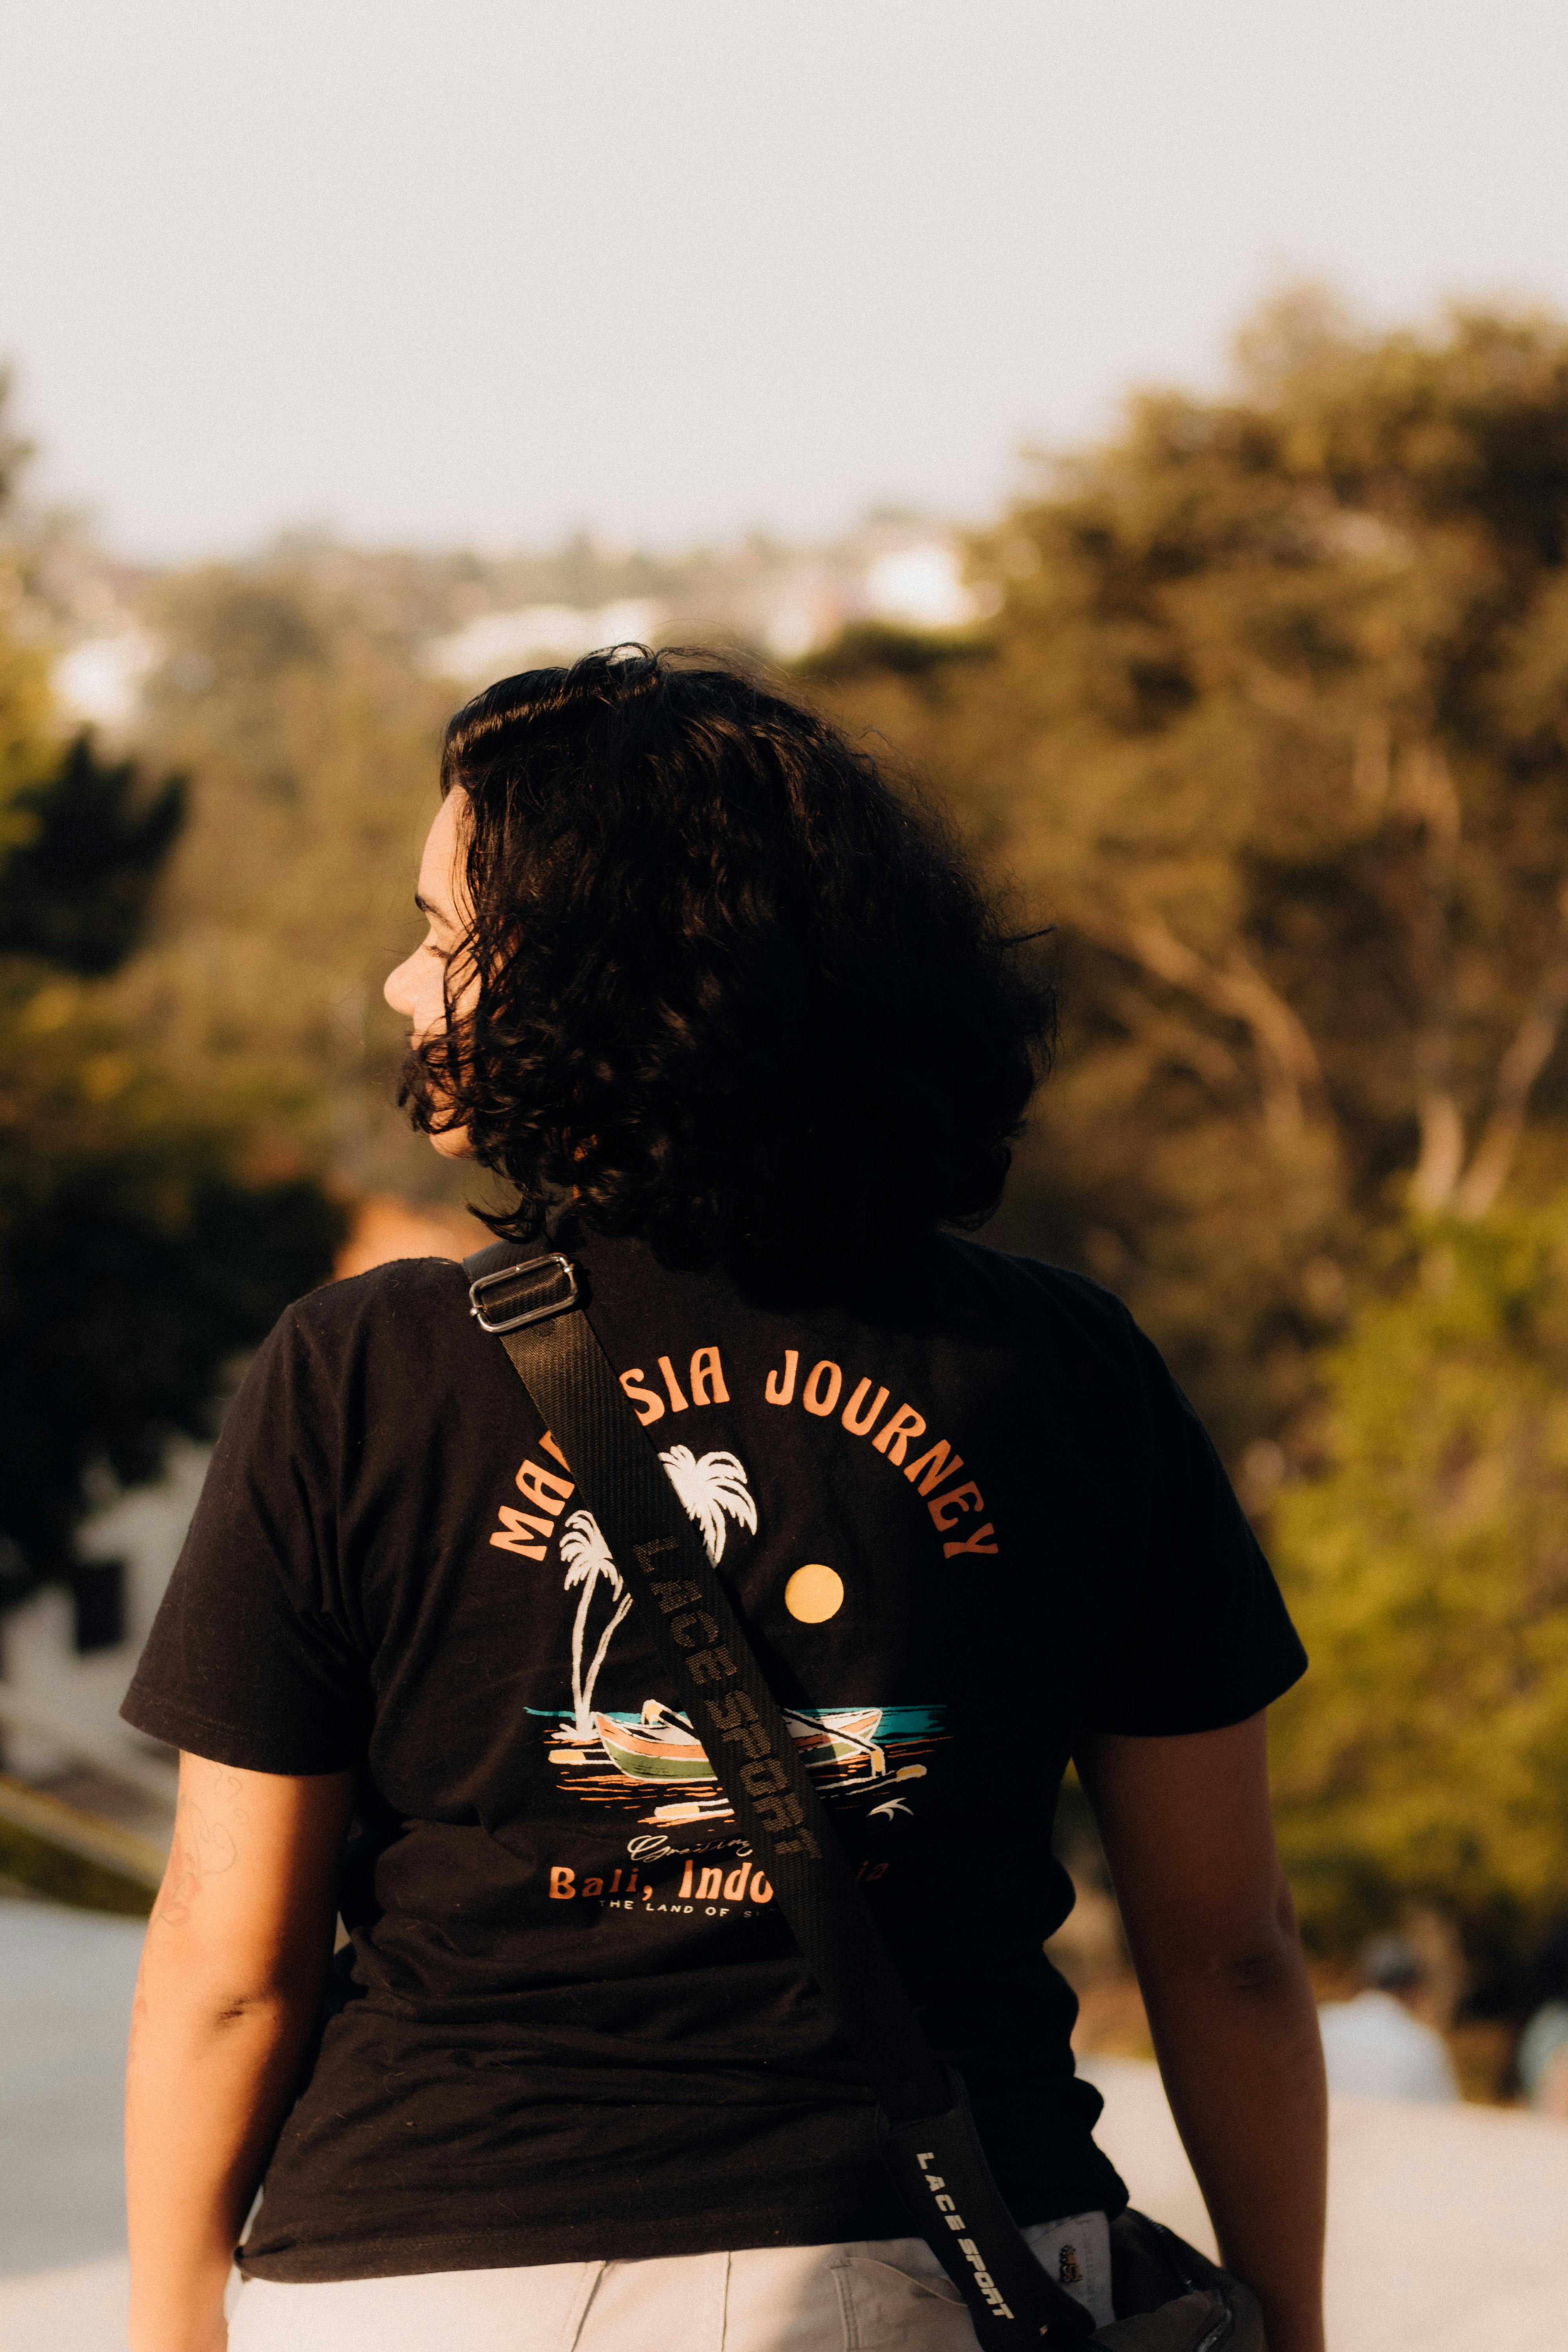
[123,651,1327,2352]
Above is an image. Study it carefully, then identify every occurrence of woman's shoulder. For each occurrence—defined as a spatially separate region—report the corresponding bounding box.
[237,1256,498,1448]
[929,1232,1141,1357]
[279,1253,474,1363]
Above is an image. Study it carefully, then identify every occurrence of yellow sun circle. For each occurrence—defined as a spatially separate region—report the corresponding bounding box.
[785,1564,844,1623]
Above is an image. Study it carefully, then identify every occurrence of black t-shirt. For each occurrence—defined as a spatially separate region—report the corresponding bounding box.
[123,1231,1305,2284]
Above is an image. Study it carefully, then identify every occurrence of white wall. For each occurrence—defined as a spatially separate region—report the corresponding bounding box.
[0,1442,207,1797]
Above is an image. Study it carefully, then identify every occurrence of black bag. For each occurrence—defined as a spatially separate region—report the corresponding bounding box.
[465,1245,1264,2352]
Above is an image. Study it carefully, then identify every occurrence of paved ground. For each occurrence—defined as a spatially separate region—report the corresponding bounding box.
[4,1899,1567,2348]
[0,1901,145,2277]
[1085,2053,1568,2352]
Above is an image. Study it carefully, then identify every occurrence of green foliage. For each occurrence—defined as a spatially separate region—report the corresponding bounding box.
[808,296,1568,1458]
[0,638,56,861]
[0,812,348,1599]
[1270,1204,1568,1950]
[0,391,346,1611]
[0,733,185,973]
[800,619,993,684]
[0,1023,344,1589]
[106,553,461,1196]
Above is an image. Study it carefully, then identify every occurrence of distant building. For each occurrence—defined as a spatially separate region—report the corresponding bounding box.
[863,541,995,632]
[425,599,665,683]
[48,517,995,726]
[52,630,159,730]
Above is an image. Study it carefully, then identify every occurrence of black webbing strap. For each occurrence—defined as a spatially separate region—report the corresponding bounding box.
[465,1242,1096,2348]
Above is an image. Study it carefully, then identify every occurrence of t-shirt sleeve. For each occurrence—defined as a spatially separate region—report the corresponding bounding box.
[1082,1314,1307,1737]
[121,1303,372,1774]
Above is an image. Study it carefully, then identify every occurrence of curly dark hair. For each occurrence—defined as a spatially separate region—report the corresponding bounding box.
[402,648,1052,1265]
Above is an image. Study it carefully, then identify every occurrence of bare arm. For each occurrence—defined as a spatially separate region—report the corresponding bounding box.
[1076,1713,1326,2352]
[125,1754,356,2352]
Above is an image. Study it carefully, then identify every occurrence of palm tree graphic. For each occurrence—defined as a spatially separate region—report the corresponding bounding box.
[558,1447,756,1736]
[559,1514,633,1739]
[657,1445,757,1564]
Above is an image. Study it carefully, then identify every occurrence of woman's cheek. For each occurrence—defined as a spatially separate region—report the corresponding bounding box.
[415,978,451,1044]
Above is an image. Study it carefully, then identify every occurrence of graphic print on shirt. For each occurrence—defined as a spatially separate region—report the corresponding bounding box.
[539,1437,948,1829]
[552,1440,752,1775]
[488,1341,971,1855]
[538,1698,949,1831]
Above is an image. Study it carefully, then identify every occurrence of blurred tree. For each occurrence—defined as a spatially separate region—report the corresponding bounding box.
[0,733,184,971]
[0,1024,343,1613]
[806,296,1568,1459]
[1269,1204,1568,1951]
[107,554,468,1198]
[0,376,56,846]
[0,397,345,1624]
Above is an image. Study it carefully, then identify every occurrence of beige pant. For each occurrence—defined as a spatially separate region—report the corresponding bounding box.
[229,2214,1113,2350]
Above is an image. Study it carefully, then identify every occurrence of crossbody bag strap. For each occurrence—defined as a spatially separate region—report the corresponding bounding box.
[464,1241,1097,2348]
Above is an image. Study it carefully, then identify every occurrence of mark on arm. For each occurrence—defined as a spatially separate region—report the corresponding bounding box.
[156,1764,249,1926]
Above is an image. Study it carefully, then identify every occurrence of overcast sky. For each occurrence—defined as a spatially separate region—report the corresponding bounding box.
[2,1,1565,559]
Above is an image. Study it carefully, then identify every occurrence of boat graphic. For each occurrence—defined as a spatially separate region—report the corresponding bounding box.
[593,1701,884,1784]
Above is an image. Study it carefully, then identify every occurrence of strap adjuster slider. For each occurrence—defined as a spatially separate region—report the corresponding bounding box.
[468,1253,579,1335]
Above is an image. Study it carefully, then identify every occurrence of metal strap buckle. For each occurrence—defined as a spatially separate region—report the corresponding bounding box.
[468,1252,579,1335]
